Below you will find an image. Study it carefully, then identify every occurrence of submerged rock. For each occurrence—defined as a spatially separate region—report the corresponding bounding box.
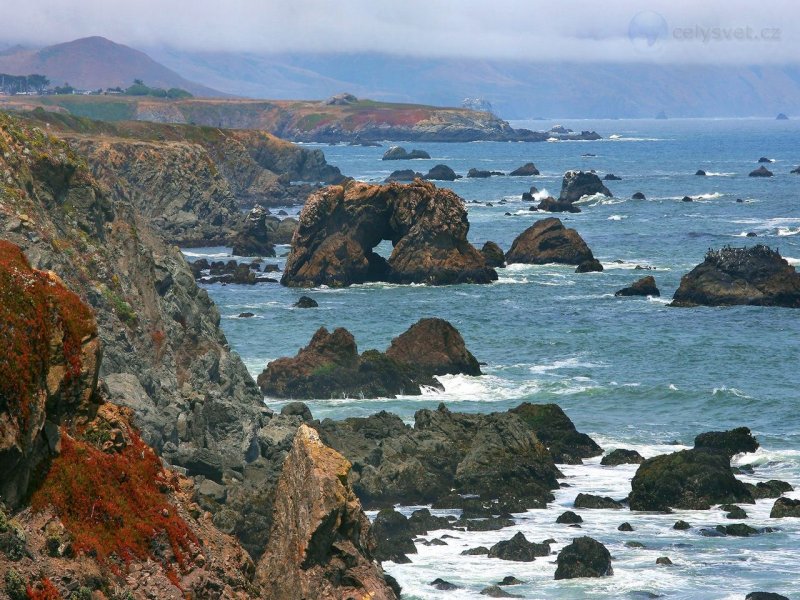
[557,511,583,524]
[505,218,597,267]
[575,258,604,273]
[480,585,523,598]
[695,170,707,176]
[281,179,496,287]
[509,162,540,176]
[559,170,612,202]
[488,532,550,562]
[430,578,460,590]
[746,593,790,600]
[603,173,622,181]
[629,448,754,511]
[615,276,659,297]
[554,537,613,579]
[671,245,800,308]
[632,191,646,200]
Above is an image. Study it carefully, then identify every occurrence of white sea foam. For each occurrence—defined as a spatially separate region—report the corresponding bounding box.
[574,193,625,206]
[777,227,800,236]
[533,187,550,201]
[703,171,735,177]
[607,214,627,221]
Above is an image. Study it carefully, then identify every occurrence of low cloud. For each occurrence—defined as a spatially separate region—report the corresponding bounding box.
[7,0,799,64]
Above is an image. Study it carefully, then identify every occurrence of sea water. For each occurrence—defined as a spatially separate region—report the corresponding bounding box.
[186,118,800,599]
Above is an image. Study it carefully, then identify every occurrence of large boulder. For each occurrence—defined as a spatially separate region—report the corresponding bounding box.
[481,241,506,267]
[770,497,800,518]
[509,162,540,176]
[256,425,397,599]
[749,166,773,177]
[554,537,613,579]
[314,403,563,508]
[385,317,481,378]
[424,164,460,181]
[694,427,759,458]
[382,146,430,160]
[629,449,754,511]
[371,509,417,563]
[258,318,480,399]
[0,241,102,508]
[510,403,603,463]
[601,449,645,466]
[559,171,612,202]
[505,218,596,266]
[671,246,800,308]
[281,179,496,287]
[487,532,549,561]
[615,276,660,297]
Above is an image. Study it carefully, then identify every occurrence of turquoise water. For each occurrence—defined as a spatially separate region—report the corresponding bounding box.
[187,118,800,599]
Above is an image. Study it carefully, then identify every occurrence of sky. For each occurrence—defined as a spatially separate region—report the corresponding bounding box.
[6,0,799,64]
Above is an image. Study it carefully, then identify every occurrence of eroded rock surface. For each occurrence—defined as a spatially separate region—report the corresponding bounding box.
[282,179,497,287]
[506,218,596,267]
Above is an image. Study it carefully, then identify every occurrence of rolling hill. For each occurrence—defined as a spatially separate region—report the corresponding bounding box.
[0,36,224,96]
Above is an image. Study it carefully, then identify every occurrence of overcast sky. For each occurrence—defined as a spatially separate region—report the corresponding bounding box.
[7,0,799,64]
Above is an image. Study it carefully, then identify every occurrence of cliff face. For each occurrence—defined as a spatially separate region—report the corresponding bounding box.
[0,111,394,596]
[0,96,562,142]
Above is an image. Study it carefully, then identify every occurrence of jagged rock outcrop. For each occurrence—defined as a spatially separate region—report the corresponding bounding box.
[615,276,660,297]
[770,497,800,518]
[671,246,800,307]
[0,241,101,507]
[510,403,603,464]
[257,327,422,399]
[694,427,759,458]
[315,403,565,508]
[281,179,497,287]
[555,537,613,579]
[467,168,504,178]
[385,317,481,378]
[257,318,479,399]
[629,448,754,511]
[505,218,597,267]
[256,425,397,600]
[230,207,298,256]
[559,171,612,202]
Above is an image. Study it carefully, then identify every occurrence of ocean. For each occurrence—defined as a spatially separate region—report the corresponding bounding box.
[185,118,800,599]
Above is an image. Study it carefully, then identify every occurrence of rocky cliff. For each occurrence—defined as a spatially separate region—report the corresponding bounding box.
[0,112,394,596]
[0,96,601,143]
[15,110,344,247]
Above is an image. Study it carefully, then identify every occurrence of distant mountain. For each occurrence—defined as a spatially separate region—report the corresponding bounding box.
[0,37,224,96]
[148,48,800,119]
